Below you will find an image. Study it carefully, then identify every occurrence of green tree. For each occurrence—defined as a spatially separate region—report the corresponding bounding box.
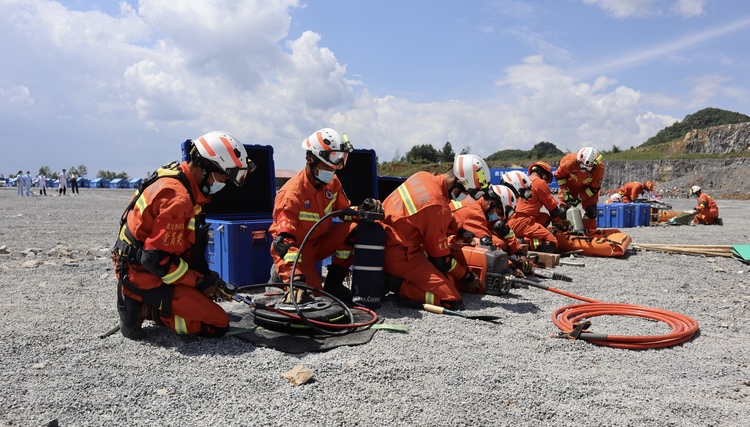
[642,107,750,147]
[440,142,455,163]
[38,166,52,177]
[405,144,440,164]
[72,164,88,177]
[98,170,130,180]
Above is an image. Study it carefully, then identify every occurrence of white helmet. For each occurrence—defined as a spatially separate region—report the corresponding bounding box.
[490,184,517,219]
[192,131,254,187]
[577,147,600,171]
[689,185,701,197]
[610,193,622,203]
[500,170,532,200]
[301,128,353,170]
[453,154,491,199]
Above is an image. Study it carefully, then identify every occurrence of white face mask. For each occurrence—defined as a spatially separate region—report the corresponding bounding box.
[207,173,226,194]
[316,168,335,184]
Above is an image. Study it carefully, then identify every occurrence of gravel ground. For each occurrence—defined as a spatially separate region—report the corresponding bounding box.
[1,188,749,427]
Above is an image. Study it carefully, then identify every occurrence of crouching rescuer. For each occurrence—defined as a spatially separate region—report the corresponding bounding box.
[268,128,386,305]
[112,131,255,339]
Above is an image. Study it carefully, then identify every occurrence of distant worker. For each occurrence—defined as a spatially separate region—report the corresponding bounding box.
[37,172,47,196]
[689,185,722,225]
[381,154,487,310]
[507,161,565,253]
[112,131,255,339]
[606,193,622,204]
[269,128,377,304]
[24,171,33,196]
[615,181,654,203]
[16,170,24,196]
[58,169,68,196]
[69,170,80,195]
[555,147,605,232]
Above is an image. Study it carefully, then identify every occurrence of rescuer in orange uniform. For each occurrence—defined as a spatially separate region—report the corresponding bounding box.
[450,184,524,257]
[381,154,487,310]
[615,181,654,203]
[113,131,255,339]
[449,184,534,278]
[269,128,379,304]
[689,185,722,225]
[555,147,605,231]
[507,161,564,253]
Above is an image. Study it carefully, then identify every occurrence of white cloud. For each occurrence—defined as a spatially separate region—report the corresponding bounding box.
[582,0,707,18]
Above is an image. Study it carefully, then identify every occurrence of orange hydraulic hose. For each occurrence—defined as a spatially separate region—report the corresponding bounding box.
[512,278,700,349]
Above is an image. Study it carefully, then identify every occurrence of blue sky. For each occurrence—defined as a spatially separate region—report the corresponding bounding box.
[2,0,749,179]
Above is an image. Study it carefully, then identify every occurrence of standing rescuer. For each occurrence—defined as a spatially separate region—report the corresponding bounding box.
[112,131,255,340]
[507,161,564,253]
[381,154,488,310]
[555,147,605,232]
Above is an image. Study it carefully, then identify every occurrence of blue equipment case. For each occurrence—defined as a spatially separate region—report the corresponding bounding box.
[205,216,273,287]
[632,203,651,227]
[180,140,278,285]
[596,203,608,228]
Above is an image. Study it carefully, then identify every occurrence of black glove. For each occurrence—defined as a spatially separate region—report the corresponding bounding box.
[493,220,511,238]
[517,256,533,274]
[565,195,582,207]
[359,198,383,213]
[460,271,482,292]
[479,235,494,248]
[196,273,235,300]
[457,228,475,240]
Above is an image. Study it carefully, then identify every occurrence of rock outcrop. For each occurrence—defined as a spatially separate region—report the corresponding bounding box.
[600,122,750,199]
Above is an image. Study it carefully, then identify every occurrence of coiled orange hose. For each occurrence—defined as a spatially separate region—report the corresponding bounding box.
[514,278,700,349]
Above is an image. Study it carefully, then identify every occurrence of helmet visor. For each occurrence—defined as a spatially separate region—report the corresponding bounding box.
[227,160,256,187]
[320,150,349,169]
[468,188,487,201]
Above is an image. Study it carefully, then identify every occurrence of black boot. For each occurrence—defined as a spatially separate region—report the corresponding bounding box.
[117,288,145,339]
[323,265,352,304]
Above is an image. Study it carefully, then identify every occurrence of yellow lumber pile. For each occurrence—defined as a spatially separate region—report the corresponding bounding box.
[633,244,733,257]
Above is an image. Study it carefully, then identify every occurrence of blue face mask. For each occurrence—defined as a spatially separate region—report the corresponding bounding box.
[486,211,499,222]
[316,168,335,184]
[205,173,226,195]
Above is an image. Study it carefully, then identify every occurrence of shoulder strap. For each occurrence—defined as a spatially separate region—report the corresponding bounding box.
[117,161,196,229]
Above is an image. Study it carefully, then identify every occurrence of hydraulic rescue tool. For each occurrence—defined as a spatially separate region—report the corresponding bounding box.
[250,202,384,335]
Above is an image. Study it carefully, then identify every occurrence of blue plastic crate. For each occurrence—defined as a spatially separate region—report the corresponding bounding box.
[606,203,634,228]
[205,217,273,287]
[632,203,651,227]
[596,203,608,228]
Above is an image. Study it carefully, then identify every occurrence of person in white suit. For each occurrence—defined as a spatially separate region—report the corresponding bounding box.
[37,172,47,196]
[58,169,68,196]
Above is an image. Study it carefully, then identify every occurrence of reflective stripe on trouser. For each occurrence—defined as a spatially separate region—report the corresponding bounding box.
[272,221,357,289]
[157,285,229,337]
[384,243,461,307]
[507,215,557,249]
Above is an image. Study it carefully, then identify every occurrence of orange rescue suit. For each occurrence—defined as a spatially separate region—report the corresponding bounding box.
[382,172,470,307]
[269,169,356,289]
[616,181,644,203]
[450,198,523,255]
[555,152,605,230]
[507,175,559,249]
[115,162,228,336]
[694,193,719,224]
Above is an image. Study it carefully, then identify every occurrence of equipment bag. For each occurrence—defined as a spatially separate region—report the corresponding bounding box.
[351,221,386,299]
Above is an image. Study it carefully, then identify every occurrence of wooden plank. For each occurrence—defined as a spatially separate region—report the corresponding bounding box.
[527,251,560,267]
